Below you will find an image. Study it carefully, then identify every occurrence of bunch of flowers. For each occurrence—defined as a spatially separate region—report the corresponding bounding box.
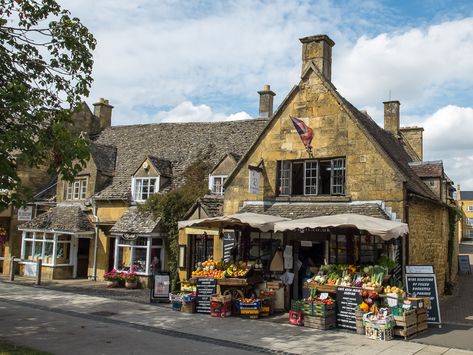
[123,271,138,283]
[103,269,123,282]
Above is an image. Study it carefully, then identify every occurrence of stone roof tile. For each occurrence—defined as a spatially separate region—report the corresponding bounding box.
[110,206,160,234]
[19,206,94,233]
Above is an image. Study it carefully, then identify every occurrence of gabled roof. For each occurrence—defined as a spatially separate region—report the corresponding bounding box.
[148,156,172,177]
[90,142,117,176]
[461,191,473,200]
[210,152,241,175]
[19,206,94,234]
[110,206,160,235]
[93,120,268,201]
[183,194,224,219]
[409,161,443,178]
[240,202,389,220]
[224,61,439,202]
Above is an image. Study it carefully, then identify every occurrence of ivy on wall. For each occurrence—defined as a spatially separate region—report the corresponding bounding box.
[446,205,462,293]
[141,156,211,291]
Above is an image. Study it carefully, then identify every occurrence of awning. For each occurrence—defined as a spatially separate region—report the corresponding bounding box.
[273,213,408,240]
[178,212,290,233]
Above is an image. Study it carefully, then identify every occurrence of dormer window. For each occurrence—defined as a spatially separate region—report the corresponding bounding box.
[132,177,159,202]
[209,175,226,195]
[65,177,87,200]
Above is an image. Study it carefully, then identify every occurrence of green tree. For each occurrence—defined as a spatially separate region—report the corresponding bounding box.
[0,0,96,208]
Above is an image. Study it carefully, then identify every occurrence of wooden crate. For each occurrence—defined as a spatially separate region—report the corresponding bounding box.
[394,310,417,327]
[417,312,428,323]
[394,325,417,340]
[181,301,196,313]
[304,315,336,330]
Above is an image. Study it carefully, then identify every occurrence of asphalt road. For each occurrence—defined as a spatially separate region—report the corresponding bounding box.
[0,300,267,355]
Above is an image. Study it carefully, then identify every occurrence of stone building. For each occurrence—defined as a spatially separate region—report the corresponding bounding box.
[458,190,473,240]
[179,35,458,294]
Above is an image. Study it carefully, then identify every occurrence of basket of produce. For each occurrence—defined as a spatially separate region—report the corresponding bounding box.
[225,261,251,278]
[191,259,225,279]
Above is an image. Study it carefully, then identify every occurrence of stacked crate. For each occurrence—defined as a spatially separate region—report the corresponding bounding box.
[303,302,336,330]
[416,307,428,333]
[238,300,261,319]
[393,309,417,339]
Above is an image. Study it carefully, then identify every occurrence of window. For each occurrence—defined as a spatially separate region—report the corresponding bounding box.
[209,175,226,195]
[467,229,473,239]
[65,178,87,200]
[132,177,159,202]
[467,206,473,212]
[21,232,71,265]
[467,218,473,226]
[115,236,163,275]
[278,158,346,196]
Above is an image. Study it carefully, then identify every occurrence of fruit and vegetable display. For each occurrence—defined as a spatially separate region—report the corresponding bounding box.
[191,258,251,279]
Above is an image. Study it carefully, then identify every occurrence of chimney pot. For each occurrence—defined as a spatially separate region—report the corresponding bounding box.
[257,84,276,119]
[299,34,335,81]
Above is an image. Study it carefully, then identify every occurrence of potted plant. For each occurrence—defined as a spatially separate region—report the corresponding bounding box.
[104,269,122,287]
[124,271,138,289]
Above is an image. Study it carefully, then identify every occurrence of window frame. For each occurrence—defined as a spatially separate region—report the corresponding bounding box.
[65,177,87,201]
[467,206,473,212]
[132,177,160,202]
[209,175,227,195]
[21,232,73,266]
[467,218,473,226]
[115,236,163,275]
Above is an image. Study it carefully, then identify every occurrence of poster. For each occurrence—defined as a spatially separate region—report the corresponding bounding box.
[150,273,170,301]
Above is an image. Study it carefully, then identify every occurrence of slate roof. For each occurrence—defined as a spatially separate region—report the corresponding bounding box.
[461,191,473,200]
[408,161,443,178]
[93,120,268,200]
[239,202,389,220]
[90,142,117,176]
[148,156,172,177]
[110,206,160,234]
[19,206,94,233]
[184,194,224,219]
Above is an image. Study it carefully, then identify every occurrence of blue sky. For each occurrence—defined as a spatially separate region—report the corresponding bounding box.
[61,0,473,190]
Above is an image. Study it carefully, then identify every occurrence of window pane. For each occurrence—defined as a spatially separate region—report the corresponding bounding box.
[133,248,147,273]
[149,179,156,194]
[118,245,131,270]
[152,238,163,246]
[134,179,142,201]
[34,241,43,259]
[280,161,291,195]
[331,159,345,195]
[44,242,53,257]
[24,241,33,260]
[135,237,147,246]
[80,180,87,199]
[305,161,318,195]
[73,181,80,199]
[56,242,70,264]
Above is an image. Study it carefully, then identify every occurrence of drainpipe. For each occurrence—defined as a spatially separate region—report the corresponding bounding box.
[92,200,99,281]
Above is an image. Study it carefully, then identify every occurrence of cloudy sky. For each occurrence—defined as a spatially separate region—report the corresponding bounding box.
[61,0,473,190]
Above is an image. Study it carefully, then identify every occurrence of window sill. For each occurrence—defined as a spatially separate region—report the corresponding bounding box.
[275,195,351,203]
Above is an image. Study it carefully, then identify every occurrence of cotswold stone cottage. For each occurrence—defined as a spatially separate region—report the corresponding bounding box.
[179,35,457,294]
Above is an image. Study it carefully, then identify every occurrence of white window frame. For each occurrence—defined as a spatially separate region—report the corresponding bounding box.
[209,175,227,195]
[279,161,292,196]
[131,177,160,202]
[304,160,318,195]
[331,158,346,195]
[467,206,473,212]
[467,218,473,227]
[65,178,87,200]
[20,231,73,266]
[114,236,163,276]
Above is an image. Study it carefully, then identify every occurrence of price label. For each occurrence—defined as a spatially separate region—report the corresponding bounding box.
[319,292,329,300]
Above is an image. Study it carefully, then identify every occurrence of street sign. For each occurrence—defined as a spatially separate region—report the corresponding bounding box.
[458,255,471,274]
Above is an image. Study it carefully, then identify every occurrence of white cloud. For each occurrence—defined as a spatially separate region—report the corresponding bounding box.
[155,101,252,123]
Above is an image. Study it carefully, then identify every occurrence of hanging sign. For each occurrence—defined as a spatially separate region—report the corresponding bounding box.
[222,232,235,262]
[248,169,260,194]
[196,278,217,314]
[17,206,33,221]
[336,286,362,331]
[405,270,441,324]
[458,255,471,274]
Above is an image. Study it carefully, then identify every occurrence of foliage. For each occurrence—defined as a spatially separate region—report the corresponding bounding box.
[0,0,96,208]
[446,205,462,287]
[376,256,396,272]
[123,271,137,283]
[103,269,123,282]
[141,156,212,291]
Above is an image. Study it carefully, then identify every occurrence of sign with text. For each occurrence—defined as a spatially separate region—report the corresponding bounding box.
[405,265,434,274]
[17,206,33,221]
[150,272,170,302]
[196,278,217,314]
[248,169,260,194]
[405,273,441,324]
[458,255,471,274]
[336,286,362,331]
[223,232,236,262]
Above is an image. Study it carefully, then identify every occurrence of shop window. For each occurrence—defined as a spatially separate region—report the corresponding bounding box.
[132,177,159,202]
[277,158,346,196]
[192,234,214,268]
[21,232,71,266]
[467,218,473,226]
[209,175,227,195]
[65,178,87,200]
[467,206,473,212]
[116,236,162,275]
[466,229,473,239]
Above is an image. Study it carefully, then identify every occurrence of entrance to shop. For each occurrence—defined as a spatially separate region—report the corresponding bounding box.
[108,237,115,272]
[76,238,90,278]
[296,241,325,299]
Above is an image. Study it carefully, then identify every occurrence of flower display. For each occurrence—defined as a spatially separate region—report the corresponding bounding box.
[103,269,123,282]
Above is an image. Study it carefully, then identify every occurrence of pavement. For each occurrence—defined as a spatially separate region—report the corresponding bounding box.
[1,242,473,354]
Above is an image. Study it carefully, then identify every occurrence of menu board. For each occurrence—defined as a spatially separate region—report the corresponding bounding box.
[196,278,217,314]
[223,232,235,262]
[405,273,441,324]
[336,286,362,330]
[150,272,170,302]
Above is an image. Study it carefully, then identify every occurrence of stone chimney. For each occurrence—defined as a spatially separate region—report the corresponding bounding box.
[299,35,335,81]
[400,126,424,161]
[258,84,276,119]
[93,98,113,131]
[383,100,400,136]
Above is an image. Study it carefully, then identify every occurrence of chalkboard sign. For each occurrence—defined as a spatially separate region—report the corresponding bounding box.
[196,278,217,314]
[405,273,441,324]
[336,286,362,330]
[223,232,235,262]
[458,255,471,274]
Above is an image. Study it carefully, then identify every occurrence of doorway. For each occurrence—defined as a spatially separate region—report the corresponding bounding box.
[76,238,90,278]
[108,237,115,272]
